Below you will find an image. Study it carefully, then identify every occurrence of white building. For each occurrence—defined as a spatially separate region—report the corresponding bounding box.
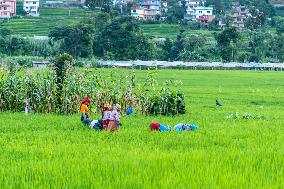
[185,0,205,20]
[194,6,214,25]
[0,0,16,18]
[23,0,40,16]
[195,6,213,18]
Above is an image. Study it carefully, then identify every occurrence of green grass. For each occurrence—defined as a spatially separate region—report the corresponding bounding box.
[0,69,284,188]
[2,8,92,36]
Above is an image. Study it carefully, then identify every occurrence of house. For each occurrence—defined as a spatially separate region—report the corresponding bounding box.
[131,4,145,20]
[131,0,161,20]
[0,0,16,18]
[42,0,84,8]
[195,6,215,26]
[185,0,205,20]
[23,0,40,16]
[32,61,51,68]
[230,2,251,30]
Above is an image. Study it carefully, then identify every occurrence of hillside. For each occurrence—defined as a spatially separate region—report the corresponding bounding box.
[2,8,92,36]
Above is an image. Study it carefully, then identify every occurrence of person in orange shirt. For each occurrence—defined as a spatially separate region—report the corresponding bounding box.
[80,97,92,125]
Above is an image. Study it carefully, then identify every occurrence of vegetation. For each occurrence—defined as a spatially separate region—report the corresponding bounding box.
[1,8,92,36]
[0,65,185,116]
[0,0,283,62]
[0,69,283,188]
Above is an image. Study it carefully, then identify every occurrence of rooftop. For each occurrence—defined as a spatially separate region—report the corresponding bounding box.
[195,6,213,10]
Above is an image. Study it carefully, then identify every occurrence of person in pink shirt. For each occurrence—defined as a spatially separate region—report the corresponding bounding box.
[108,104,121,131]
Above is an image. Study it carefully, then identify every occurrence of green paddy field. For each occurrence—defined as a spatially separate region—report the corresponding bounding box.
[0,69,283,188]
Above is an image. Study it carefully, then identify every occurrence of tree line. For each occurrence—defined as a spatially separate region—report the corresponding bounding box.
[1,12,284,63]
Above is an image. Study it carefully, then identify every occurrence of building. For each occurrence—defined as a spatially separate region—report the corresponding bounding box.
[185,0,205,20]
[131,0,161,20]
[32,61,51,68]
[230,2,250,30]
[23,0,40,16]
[195,6,214,23]
[0,0,16,18]
[131,4,145,20]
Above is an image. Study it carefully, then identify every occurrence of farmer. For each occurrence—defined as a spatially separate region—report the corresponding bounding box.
[102,103,111,130]
[89,120,103,130]
[80,97,92,125]
[108,104,121,131]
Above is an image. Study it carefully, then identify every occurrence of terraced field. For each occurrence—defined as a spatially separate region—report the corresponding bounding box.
[2,8,92,36]
[141,24,217,39]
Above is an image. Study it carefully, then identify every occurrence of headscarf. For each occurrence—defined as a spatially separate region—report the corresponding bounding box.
[103,103,111,111]
[113,104,121,111]
[80,97,92,109]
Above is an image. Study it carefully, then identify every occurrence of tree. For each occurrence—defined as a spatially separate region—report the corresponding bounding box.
[215,27,239,62]
[52,53,73,113]
[49,23,95,58]
[166,0,186,24]
[273,34,284,62]
[94,16,154,60]
[86,0,113,13]
[272,16,284,34]
[170,29,185,61]
[247,31,272,62]
[160,38,173,61]
[245,8,266,30]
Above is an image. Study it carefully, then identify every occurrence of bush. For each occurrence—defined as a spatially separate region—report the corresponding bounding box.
[145,89,186,116]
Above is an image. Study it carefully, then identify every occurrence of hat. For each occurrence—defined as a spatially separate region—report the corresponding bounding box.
[103,103,111,110]
[85,97,91,103]
[114,104,121,110]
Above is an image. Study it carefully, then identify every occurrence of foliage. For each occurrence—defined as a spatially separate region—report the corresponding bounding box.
[86,0,113,13]
[0,55,46,67]
[0,35,59,58]
[245,8,266,30]
[0,68,186,116]
[169,29,185,61]
[94,16,154,60]
[145,88,186,116]
[49,22,95,58]
[0,27,12,37]
[215,27,239,62]
[166,0,186,24]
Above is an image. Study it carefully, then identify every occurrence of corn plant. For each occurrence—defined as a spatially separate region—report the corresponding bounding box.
[0,66,186,116]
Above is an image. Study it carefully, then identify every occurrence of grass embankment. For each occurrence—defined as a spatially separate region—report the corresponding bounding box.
[0,69,283,188]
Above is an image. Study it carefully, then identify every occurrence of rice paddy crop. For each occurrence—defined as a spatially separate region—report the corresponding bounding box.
[0,69,283,188]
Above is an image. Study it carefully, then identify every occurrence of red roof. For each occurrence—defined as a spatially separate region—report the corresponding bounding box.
[131,4,140,9]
